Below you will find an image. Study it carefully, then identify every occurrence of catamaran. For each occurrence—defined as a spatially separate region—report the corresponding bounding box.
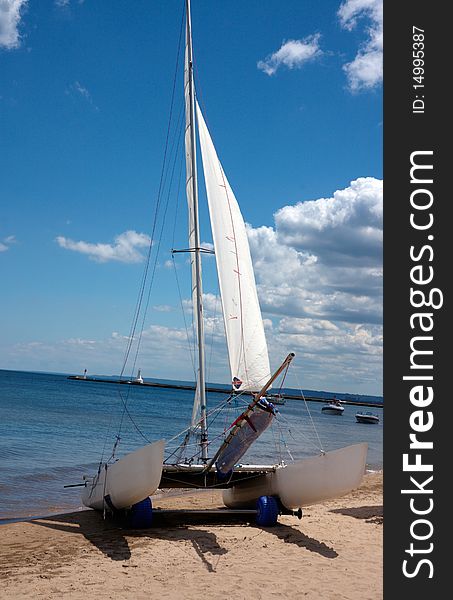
[81,0,367,527]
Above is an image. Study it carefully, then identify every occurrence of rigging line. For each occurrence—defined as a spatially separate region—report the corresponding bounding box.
[127,111,185,383]
[122,5,185,375]
[165,428,226,464]
[275,411,323,454]
[170,140,197,377]
[121,1,185,366]
[173,255,197,378]
[276,419,294,462]
[98,409,116,467]
[112,14,186,444]
[206,292,219,384]
[171,135,185,249]
[157,102,185,213]
[112,388,151,447]
[270,414,283,462]
[294,371,325,452]
[117,141,184,441]
[164,395,232,455]
[121,79,185,385]
[278,360,291,395]
[114,112,185,435]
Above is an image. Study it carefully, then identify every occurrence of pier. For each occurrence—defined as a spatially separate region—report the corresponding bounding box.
[67,376,383,407]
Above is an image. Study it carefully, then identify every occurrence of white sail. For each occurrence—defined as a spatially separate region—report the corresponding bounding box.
[196,103,271,392]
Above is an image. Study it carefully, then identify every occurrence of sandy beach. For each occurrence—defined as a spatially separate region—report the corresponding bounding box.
[0,472,382,600]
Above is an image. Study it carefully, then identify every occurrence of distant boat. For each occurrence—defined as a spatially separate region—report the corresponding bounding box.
[321,400,345,415]
[355,411,379,424]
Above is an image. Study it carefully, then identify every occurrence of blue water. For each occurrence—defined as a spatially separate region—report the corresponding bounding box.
[0,369,383,519]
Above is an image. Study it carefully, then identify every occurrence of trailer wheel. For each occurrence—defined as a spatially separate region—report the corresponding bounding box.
[255,495,279,527]
[129,497,153,529]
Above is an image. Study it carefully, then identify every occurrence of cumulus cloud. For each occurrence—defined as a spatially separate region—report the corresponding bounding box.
[247,177,383,325]
[267,317,382,392]
[56,230,151,263]
[0,0,27,49]
[171,179,382,391]
[152,304,174,313]
[338,0,383,91]
[275,177,382,265]
[13,179,382,394]
[258,34,323,76]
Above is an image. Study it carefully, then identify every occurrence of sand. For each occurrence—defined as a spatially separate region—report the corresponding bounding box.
[0,472,382,600]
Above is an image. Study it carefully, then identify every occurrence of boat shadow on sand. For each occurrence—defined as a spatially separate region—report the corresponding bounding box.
[28,508,338,569]
[330,505,383,525]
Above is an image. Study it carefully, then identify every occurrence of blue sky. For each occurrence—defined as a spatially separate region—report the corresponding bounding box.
[1,0,382,395]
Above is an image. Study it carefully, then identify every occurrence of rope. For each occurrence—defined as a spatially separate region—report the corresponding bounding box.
[99,5,186,461]
[293,371,325,453]
[206,293,219,384]
[172,254,197,379]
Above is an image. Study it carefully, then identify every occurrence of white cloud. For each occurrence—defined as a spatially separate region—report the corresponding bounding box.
[338,0,383,91]
[73,81,90,99]
[182,292,222,316]
[247,177,383,326]
[152,304,174,313]
[267,317,382,392]
[8,179,382,394]
[174,178,382,391]
[275,177,382,266]
[67,81,99,110]
[0,234,16,252]
[56,230,151,263]
[0,0,27,49]
[258,34,323,76]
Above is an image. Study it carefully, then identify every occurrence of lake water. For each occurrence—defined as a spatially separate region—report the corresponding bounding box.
[0,369,383,519]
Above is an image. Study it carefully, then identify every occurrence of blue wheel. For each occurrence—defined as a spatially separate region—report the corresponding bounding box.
[129,497,153,529]
[255,495,279,527]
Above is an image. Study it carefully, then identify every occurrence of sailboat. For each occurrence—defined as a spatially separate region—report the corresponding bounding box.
[81,0,367,526]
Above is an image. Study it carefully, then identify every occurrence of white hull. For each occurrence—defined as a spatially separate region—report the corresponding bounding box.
[321,404,344,414]
[82,440,165,510]
[222,443,367,510]
[356,413,379,424]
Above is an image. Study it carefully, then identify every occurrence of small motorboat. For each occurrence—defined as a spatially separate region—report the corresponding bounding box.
[321,400,345,415]
[355,411,379,424]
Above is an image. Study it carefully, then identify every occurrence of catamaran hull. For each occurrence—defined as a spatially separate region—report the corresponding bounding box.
[222,442,368,510]
[81,440,165,511]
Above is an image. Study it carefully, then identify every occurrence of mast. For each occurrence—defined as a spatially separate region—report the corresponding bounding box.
[185,0,208,462]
